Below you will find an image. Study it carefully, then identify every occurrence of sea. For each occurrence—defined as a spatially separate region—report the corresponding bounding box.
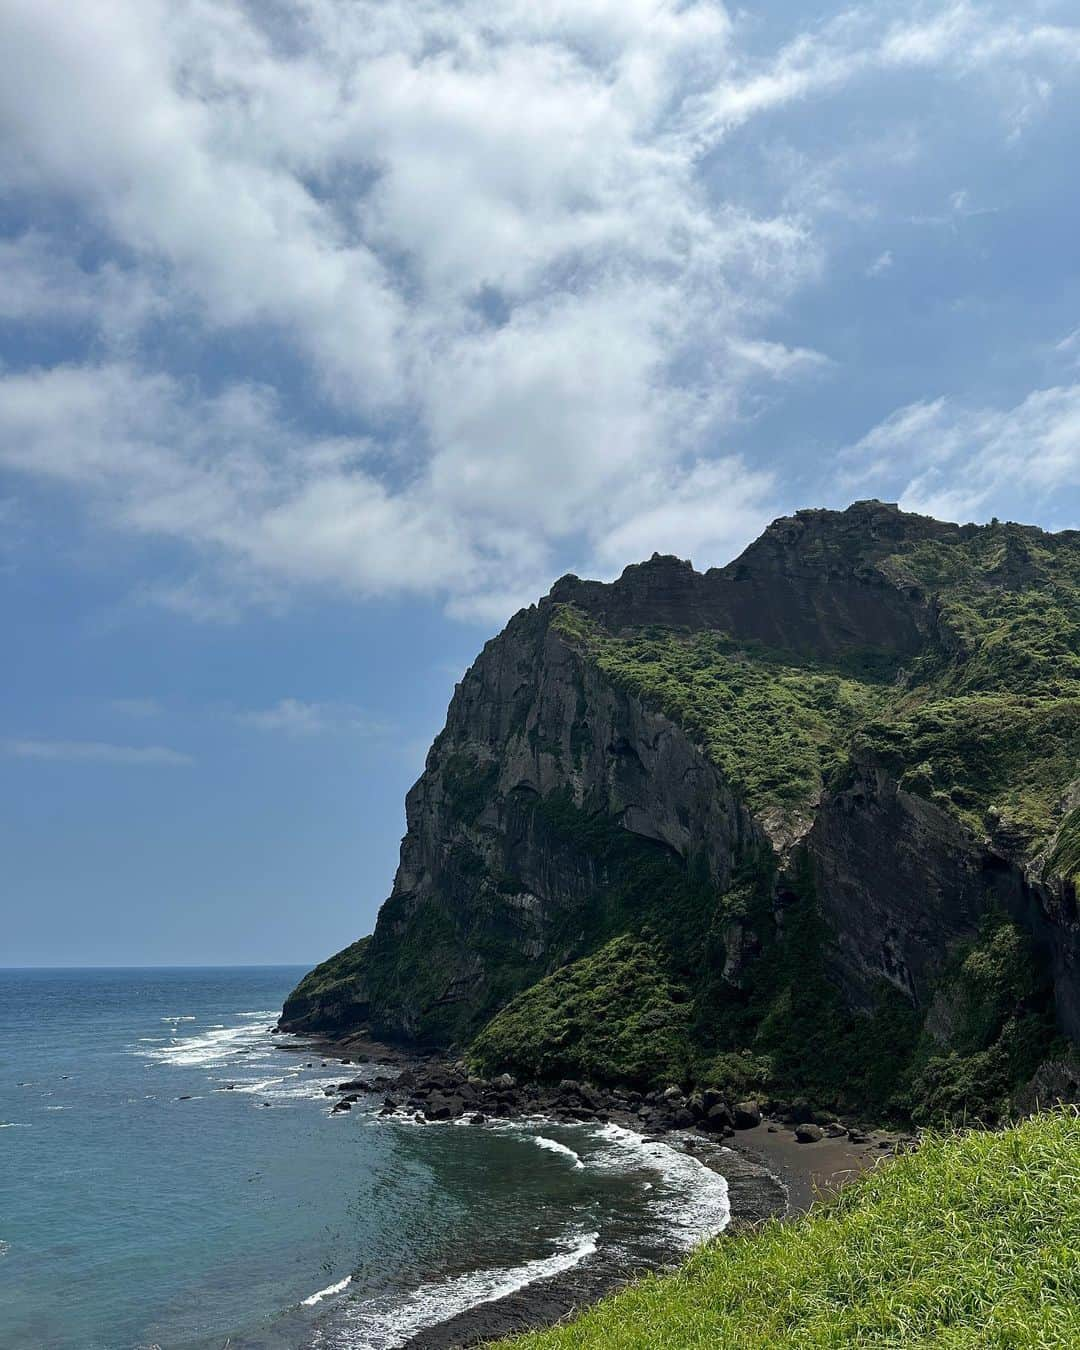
[0,967,730,1350]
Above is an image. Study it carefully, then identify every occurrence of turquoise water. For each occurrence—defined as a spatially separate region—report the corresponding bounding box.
[0,968,729,1349]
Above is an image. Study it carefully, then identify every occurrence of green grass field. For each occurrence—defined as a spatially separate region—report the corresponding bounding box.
[496,1110,1080,1349]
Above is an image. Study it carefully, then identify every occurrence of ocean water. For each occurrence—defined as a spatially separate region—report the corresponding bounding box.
[0,968,729,1350]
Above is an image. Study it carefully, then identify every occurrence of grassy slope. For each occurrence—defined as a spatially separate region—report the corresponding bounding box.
[497,1110,1080,1350]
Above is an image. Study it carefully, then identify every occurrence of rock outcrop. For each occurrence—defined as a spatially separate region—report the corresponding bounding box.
[281,502,1080,1120]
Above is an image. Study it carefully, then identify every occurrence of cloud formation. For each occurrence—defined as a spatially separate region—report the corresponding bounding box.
[0,0,1077,619]
[844,385,1080,525]
[237,699,391,737]
[4,739,194,766]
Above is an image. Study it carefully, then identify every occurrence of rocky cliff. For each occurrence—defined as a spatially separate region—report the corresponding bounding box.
[282,501,1080,1121]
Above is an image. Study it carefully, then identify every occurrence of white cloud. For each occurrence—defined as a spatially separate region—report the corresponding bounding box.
[843,384,1080,521]
[0,0,1077,621]
[238,699,390,737]
[1056,327,1080,365]
[593,457,776,572]
[867,250,894,277]
[691,1,1080,142]
[4,739,193,766]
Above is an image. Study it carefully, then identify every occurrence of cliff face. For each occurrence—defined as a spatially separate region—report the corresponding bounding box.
[282,501,1080,1120]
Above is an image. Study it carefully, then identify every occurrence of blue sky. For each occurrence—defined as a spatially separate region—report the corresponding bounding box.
[2,0,1078,965]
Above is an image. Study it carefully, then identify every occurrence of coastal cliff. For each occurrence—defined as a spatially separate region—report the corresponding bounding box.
[282,501,1080,1121]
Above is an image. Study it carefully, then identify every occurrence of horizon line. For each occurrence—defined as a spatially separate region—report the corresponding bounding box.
[0,962,317,971]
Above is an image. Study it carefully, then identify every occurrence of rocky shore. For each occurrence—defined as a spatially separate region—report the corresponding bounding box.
[276,1031,911,1348]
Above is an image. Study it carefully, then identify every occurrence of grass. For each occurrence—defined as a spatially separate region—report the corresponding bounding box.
[495,1110,1080,1350]
[552,607,888,819]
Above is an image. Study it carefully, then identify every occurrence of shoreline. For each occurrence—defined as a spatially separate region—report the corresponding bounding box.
[274,1030,904,1349]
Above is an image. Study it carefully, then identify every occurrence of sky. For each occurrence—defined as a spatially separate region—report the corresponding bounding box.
[2,0,1079,966]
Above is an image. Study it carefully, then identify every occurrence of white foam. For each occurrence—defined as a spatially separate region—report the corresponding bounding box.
[589,1123,730,1248]
[138,1020,273,1069]
[533,1136,584,1169]
[0,1240,8,1257]
[0,1123,30,1128]
[303,1276,353,1306]
[318,1229,598,1349]
[160,1015,197,1023]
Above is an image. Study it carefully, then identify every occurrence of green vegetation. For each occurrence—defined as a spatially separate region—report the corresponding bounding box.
[1046,804,1080,888]
[279,936,371,1028]
[288,935,371,999]
[555,521,1080,857]
[868,526,1080,847]
[441,752,500,823]
[553,606,888,817]
[498,1110,1080,1350]
[696,861,923,1117]
[907,917,1060,1126]
[470,934,692,1088]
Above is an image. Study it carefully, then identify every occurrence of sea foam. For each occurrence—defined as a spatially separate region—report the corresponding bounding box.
[533,1135,585,1168]
[590,1122,731,1247]
[316,1229,599,1349]
[303,1275,353,1306]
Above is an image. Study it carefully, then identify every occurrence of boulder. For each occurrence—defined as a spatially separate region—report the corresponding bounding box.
[795,1123,824,1143]
[702,1103,733,1132]
[733,1100,761,1129]
[423,1094,454,1121]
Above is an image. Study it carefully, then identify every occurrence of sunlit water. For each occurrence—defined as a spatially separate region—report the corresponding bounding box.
[0,968,729,1349]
